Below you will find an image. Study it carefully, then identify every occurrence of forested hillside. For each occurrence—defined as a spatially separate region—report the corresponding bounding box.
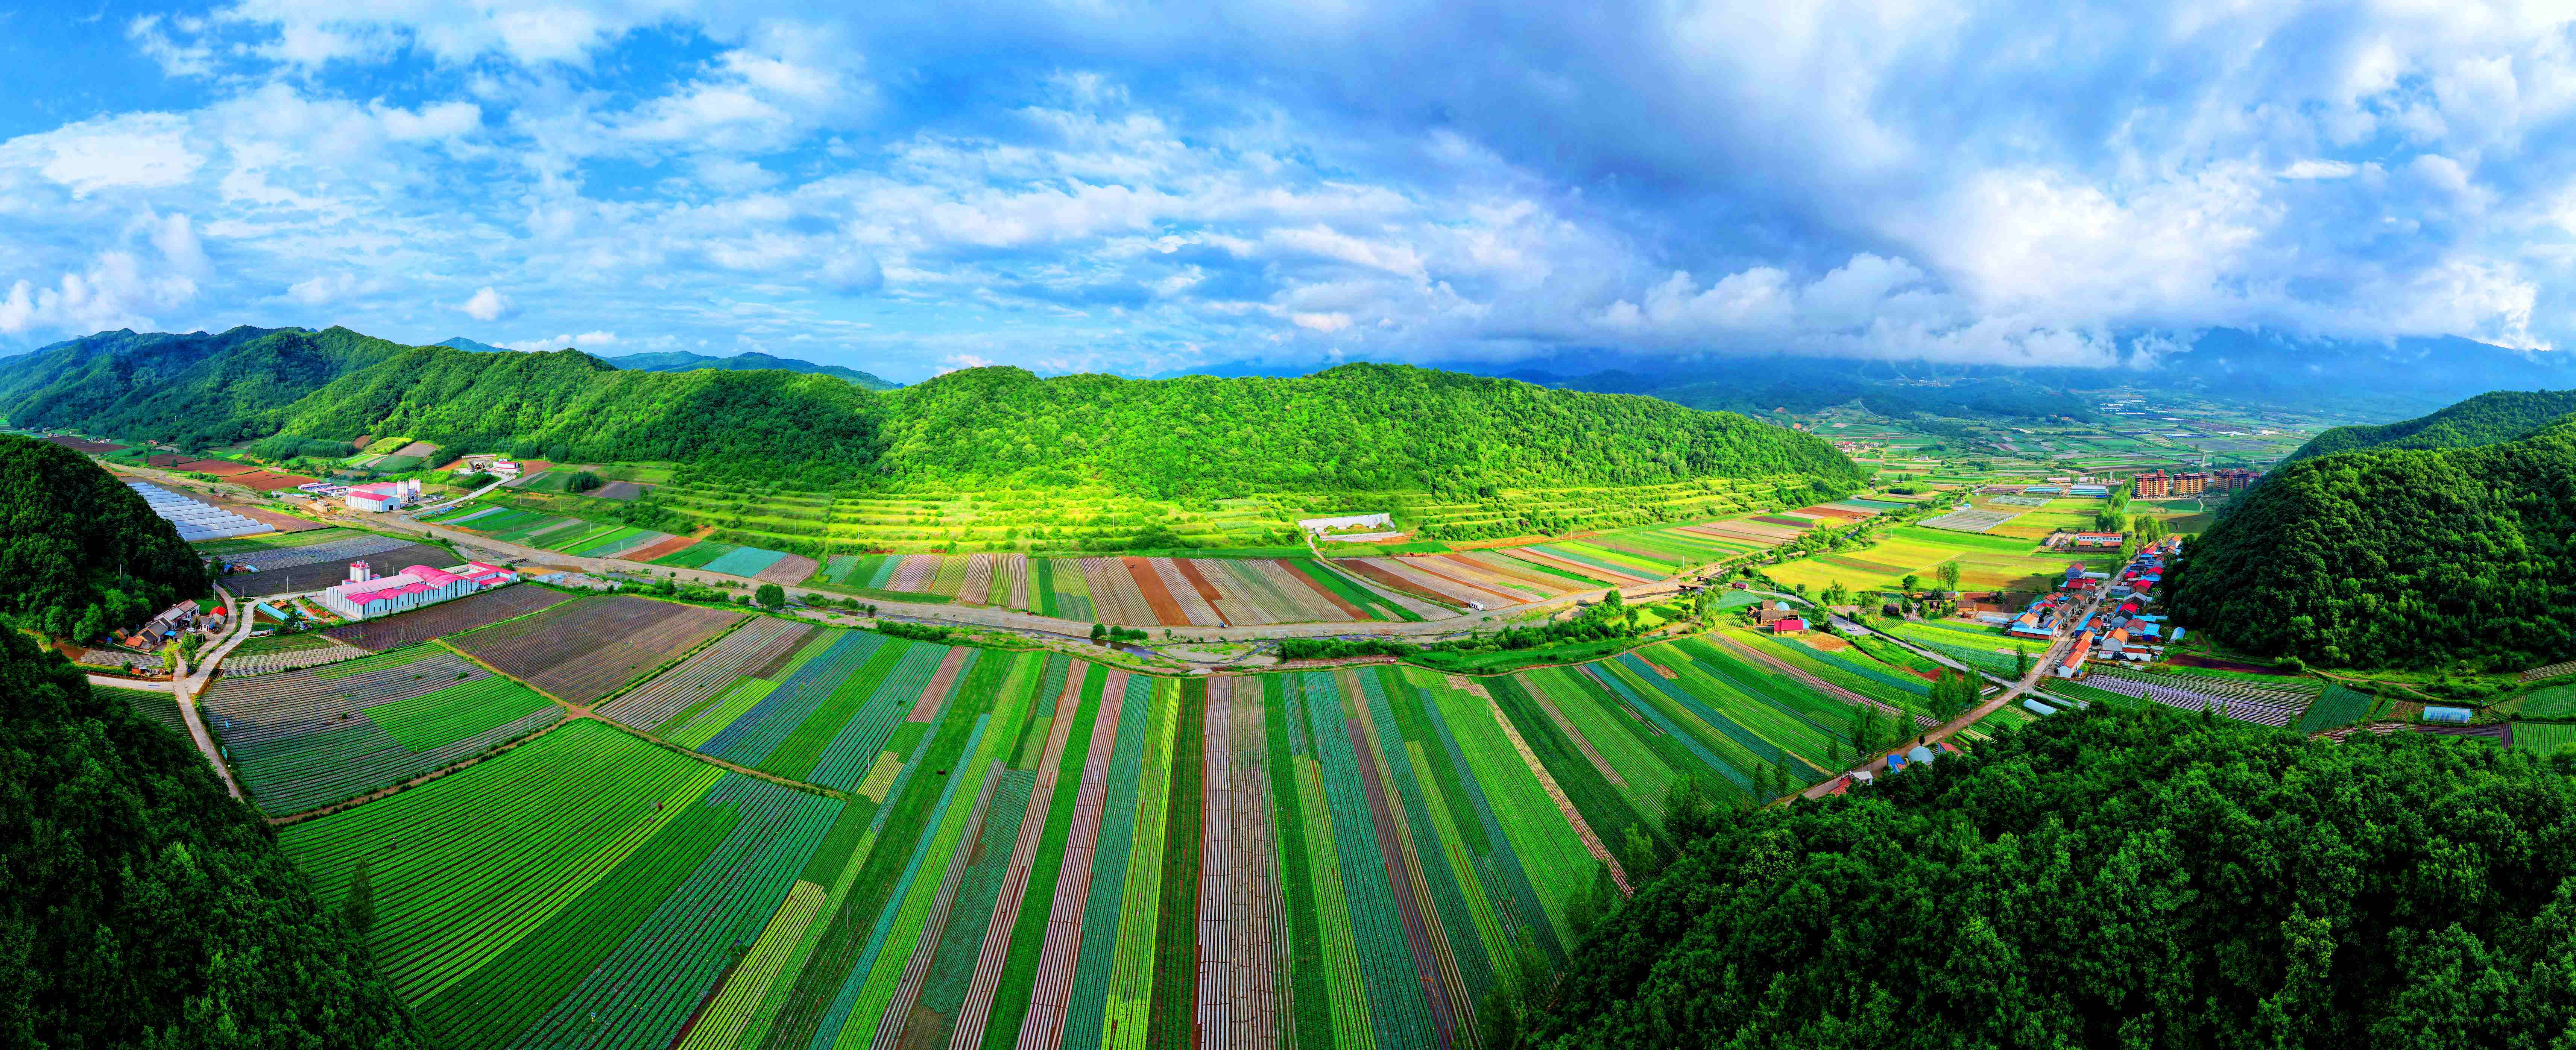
[0,326,407,446]
[876,363,1867,497]
[0,631,424,1047]
[2163,416,2576,668]
[269,344,888,473]
[0,327,1862,496]
[1525,707,2576,1048]
[0,434,208,639]
[2285,388,2576,461]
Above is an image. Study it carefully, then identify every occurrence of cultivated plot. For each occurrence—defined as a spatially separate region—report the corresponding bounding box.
[320,585,570,652]
[444,595,744,706]
[201,646,561,812]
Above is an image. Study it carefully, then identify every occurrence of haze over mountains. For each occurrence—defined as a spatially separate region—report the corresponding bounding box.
[432,337,900,389]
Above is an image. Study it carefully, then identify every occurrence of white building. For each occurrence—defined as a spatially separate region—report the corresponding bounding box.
[317,561,477,619]
[343,478,423,513]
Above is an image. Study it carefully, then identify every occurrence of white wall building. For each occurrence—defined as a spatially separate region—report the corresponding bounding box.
[317,561,477,619]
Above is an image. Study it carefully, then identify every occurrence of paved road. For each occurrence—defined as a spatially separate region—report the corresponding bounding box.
[407,476,509,514]
[1798,579,2119,801]
[168,584,255,800]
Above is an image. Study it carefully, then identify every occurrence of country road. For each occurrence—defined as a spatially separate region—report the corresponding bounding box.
[1796,576,2118,800]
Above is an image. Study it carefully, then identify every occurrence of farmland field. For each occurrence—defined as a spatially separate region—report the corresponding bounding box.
[100,684,188,738]
[443,595,743,706]
[319,585,570,652]
[211,531,460,598]
[200,646,561,812]
[281,618,1941,1049]
[1765,525,2108,595]
[819,553,1428,625]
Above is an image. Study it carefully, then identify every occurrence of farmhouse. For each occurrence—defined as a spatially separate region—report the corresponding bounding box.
[2055,633,2093,678]
[2069,531,2122,549]
[1772,616,1808,634]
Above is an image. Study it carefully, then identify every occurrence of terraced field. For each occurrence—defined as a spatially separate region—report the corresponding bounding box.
[282,619,1944,1049]
[200,646,562,812]
[1766,525,2112,594]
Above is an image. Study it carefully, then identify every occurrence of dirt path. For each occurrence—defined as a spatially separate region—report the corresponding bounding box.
[173,583,256,801]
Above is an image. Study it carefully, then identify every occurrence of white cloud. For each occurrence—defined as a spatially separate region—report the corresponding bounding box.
[0,211,208,335]
[2,112,203,197]
[459,286,515,320]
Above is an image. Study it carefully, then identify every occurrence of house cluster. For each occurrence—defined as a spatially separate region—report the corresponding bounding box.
[2056,539,2187,679]
[2131,467,2259,498]
[1754,599,1808,634]
[316,559,520,621]
[115,599,225,650]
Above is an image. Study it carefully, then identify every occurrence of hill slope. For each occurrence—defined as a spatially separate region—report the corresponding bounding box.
[1527,707,2576,1048]
[0,328,1860,496]
[0,326,409,445]
[604,349,899,390]
[876,362,1866,497]
[0,630,424,1047]
[2284,389,2576,462]
[2163,414,2576,668]
[0,434,210,639]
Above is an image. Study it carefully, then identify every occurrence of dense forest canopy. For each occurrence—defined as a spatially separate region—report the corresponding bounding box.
[2286,388,2576,461]
[0,631,424,1047]
[1526,707,2576,1048]
[875,363,1867,497]
[0,328,1864,497]
[2164,414,2576,668]
[0,434,208,640]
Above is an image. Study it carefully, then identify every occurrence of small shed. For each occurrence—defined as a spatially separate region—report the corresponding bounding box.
[2023,698,2059,716]
[1906,745,1937,767]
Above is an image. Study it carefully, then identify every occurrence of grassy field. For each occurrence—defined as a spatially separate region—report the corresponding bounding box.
[270,618,1947,1049]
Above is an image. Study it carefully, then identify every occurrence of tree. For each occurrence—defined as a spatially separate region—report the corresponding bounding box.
[753,583,785,609]
[1900,573,1919,595]
[1936,560,1962,595]
[345,860,377,936]
[2015,644,2031,678]
[1090,622,1108,641]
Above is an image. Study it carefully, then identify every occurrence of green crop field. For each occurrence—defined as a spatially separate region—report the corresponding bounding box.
[262,616,1945,1048]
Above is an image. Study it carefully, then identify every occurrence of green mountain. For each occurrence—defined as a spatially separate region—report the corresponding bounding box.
[603,350,900,390]
[1526,707,2576,1048]
[0,631,424,1048]
[2163,413,2576,668]
[0,434,210,639]
[0,328,1861,496]
[0,326,408,445]
[876,362,1866,498]
[2284,389,2576,462]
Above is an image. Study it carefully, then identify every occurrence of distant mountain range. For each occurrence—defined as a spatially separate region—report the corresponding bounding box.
[434,337,899,389]
[1163,329,2576,422]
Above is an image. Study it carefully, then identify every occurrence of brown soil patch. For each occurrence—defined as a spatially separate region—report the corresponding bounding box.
[1799,635,1852,651]
[1122,556,1190,626]
[175,458,258,476]
[754,554,820,585]
[625,534,700,562]
[44,434,124,453]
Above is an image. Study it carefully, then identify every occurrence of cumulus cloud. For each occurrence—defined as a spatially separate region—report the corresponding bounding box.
[3,2,2573,375]
[459,286,515,321]
[499,331,618,350]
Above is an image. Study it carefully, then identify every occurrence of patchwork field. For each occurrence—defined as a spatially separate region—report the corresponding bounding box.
[277,618,1946,1049]
[1766,525,2107,594]
[819,553,1423,625]
[443,595,744,706]
[201,646,562,813]
[319,585,570,652]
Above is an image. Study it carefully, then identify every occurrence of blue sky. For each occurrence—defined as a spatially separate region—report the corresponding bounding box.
[1,2,2571,381]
